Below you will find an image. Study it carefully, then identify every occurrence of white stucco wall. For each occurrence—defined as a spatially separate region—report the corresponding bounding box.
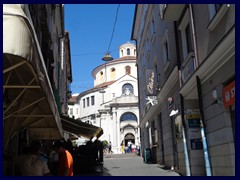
[68,42,140,154]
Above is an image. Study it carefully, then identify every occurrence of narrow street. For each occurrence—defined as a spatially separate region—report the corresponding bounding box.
[76,153,180,176]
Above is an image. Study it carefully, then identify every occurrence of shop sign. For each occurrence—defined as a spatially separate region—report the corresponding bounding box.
[222,80,235,108]
[145,96,158,106]
[188,129,201,139]
[187,113,201,128]
[145,69,158,106]
[188,118,201,128]
[146,69,156,96]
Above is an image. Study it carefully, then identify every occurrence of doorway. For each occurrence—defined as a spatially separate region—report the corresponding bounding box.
[124,133,135,146]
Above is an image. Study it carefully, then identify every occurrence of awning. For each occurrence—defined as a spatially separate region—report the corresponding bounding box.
[3,4,63,149]
[60,115,103,140]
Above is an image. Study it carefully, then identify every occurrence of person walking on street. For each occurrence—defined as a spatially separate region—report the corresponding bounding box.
[16,141,51,176]
[53,140,74,176]
[108,141,112,154]
[127,140,132,153]
[121,141,125,154]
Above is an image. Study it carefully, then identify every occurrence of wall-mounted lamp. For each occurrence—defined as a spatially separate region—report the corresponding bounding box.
[212,90,223,104]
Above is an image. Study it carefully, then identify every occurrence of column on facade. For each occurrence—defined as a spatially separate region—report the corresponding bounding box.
[134,128,138,146]
[112,108,117,153]
[116,112,120,154]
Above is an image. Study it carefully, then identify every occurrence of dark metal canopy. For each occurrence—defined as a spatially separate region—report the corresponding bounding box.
[60,115,103,140]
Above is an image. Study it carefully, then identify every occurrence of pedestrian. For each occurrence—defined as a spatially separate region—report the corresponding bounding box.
[108,141,112,154]
[124,146,128,154]
[121,141,125,154]
[131,144,135,153]
[127,140,132,153]
[53,140,73,176]
[66,139,73,155]
[16,141,52,176]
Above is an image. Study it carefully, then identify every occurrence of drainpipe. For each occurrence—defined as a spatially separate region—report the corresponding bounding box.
[196,76,212,176]
[174,20,190,175]
[180,94,191,176]
[189,4,199,69]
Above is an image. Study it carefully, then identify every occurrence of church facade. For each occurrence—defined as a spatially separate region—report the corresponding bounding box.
[68,42,140,153]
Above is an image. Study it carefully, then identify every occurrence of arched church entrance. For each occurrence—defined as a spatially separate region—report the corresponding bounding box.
[124,133,135,146]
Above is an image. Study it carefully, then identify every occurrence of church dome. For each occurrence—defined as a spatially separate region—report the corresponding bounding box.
[118,41,136,58]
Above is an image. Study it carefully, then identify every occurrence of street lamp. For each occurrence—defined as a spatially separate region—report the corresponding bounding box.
[102,52,113,83]
[102,52,113,61]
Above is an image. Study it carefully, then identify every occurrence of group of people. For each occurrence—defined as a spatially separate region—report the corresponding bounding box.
[15,139,74,176]
[121,140,138,154]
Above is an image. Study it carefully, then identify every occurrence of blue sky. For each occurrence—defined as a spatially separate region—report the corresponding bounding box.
[64,4,135,94]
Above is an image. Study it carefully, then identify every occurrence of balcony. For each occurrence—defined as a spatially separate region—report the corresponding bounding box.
[160,4,186,21]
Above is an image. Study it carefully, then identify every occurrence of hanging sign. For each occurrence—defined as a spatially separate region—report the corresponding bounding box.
[222,80,235,108]
[146,69,156,96]
[145,96,158,106]
[145,69,158,106]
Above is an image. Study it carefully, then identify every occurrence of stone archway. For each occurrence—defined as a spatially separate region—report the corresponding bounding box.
[124,133,135,146]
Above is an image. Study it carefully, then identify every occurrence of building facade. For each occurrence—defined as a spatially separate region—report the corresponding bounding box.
[3,4,72,175]
[132,4,235,176]
[69,42,140,153]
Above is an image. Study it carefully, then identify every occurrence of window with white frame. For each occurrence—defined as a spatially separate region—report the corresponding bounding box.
[83,99,85,108]
[125,66,131,75]
[70,108,73,115]
[120,112,137,122]
[110,67,116,80]
[87,97,89,107]
[178,8,195,83]
[178,8,194,61]
[100,71,104,83]
[127,48,130,55]
[91,96,95,106]
[122,83,134,95]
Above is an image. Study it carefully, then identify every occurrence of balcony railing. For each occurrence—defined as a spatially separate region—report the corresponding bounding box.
[181,53,195,83]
